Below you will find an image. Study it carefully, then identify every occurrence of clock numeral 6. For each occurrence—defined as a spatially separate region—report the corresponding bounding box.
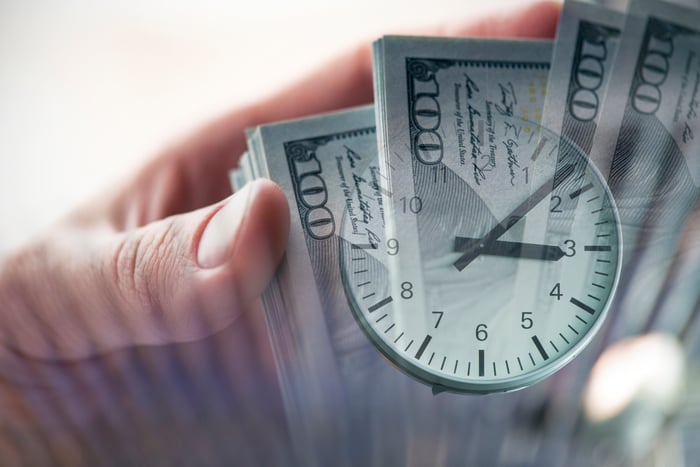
[475,323,488,341]
[400,281,414,299]
[521,312,533,329]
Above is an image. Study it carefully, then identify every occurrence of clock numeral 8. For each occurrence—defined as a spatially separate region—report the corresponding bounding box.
[400,281,414,299]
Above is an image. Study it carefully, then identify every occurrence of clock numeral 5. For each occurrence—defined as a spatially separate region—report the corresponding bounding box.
[521,312,533,329]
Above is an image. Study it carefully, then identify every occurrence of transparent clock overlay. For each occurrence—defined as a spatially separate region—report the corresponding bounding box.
[340,115,622,393]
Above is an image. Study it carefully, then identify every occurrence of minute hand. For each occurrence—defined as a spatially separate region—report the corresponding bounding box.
[453,163,575,271]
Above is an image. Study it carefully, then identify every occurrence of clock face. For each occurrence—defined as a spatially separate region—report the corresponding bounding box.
[339,120,621,394]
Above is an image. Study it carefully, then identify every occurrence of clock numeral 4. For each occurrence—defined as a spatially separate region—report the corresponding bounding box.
[549,282,563,300]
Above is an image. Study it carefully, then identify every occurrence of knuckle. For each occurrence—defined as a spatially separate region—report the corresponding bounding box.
[109,218,185,310]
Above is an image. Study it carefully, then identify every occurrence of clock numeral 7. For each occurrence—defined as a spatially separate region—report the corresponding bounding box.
[432,311,444,329]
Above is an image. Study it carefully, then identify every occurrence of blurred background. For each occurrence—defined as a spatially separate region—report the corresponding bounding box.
[0,0,525,255]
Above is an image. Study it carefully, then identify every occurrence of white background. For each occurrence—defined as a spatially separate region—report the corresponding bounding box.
[0,0,534,255]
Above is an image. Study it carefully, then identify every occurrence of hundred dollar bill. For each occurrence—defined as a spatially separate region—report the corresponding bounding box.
[237,106,552,465]
[588,0,700,339]
[373,37,565,351]
[542,0,627,160]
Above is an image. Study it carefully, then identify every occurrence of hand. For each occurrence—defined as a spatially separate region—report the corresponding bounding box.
[453,162,575,271]
[454,237,566,261]
[0,0,561,445]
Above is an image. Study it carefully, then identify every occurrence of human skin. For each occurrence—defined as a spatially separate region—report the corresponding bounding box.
[0,0,560,427]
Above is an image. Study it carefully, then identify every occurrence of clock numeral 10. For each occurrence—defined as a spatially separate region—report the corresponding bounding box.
[400,196,423,214]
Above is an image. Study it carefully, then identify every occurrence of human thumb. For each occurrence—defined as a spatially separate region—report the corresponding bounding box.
[104,178,289,348]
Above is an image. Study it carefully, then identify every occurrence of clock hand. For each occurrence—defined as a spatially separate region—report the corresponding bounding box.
[453,162,575,271]
[454,237,566,261]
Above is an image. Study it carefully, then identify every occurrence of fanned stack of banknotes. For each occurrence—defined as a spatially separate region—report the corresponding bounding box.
[231,0,700,465]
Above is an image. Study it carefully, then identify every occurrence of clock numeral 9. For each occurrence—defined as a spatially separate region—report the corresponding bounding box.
[475,323,488,341]
[387,238,399,256]
[400,281,414,299]
[521,312,533,329]
[400,196,423,214]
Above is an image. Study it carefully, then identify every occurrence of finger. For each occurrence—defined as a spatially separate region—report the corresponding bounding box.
[1,179,289,358]
[105,1,561,226]
[106,178,289,347]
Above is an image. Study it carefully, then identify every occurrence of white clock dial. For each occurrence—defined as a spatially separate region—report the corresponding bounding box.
[340,122,621,394]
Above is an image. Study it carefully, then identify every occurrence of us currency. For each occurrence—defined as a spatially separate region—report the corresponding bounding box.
[232,103,576,466]
[373,37,563,353]
[541,0,627,160]
[587,0,700,341]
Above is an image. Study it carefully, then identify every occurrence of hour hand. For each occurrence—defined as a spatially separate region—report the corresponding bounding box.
[454,237,566,261]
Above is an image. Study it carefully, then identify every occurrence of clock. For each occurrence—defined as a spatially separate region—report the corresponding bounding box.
[339,117,621,394]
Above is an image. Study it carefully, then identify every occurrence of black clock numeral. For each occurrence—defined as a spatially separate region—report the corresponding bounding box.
[387,238,399,256]
[564,239,576,257]
[550,282,563,300]
[522,166,529,184]
[431,165,446,183]
[521,312,533,329]
[550,195,563,213]
[475,323,488,341]
[400,281,414,299]
[400,196,423,214]
[432,311,444,329]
